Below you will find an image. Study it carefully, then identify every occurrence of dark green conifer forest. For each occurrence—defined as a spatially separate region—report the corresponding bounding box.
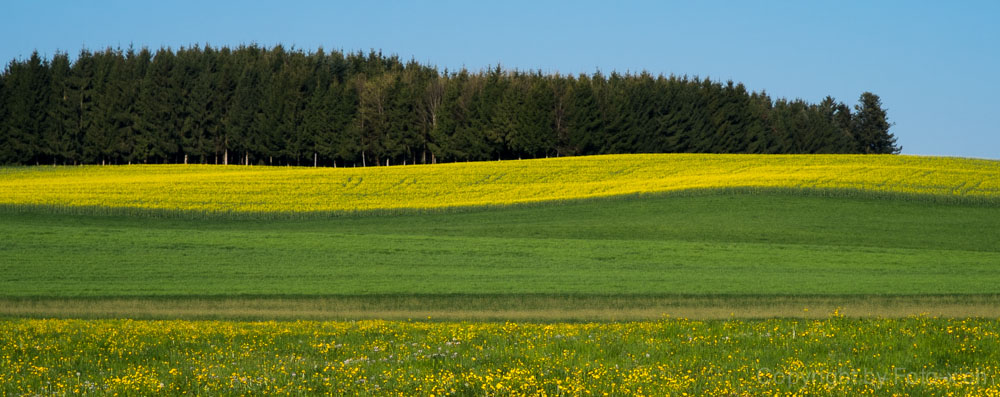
[0,45,900,166]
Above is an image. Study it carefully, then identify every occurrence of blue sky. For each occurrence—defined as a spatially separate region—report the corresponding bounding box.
[3,1,997,159]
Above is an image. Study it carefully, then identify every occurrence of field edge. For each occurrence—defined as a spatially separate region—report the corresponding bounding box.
[4,294,1000,321]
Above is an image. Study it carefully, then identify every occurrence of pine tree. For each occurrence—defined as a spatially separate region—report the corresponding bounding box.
[853,92,900,154]
[567,74,603,155]
[812,96,855,153]
[134,47,179,163]
[213,46,237,164]
[174,46,205,164]
[332,82,362,165]
[82,49,118,164]
[550,76,573,157]
[429,70,470,162]
[227,48,265,165]
[303,78,330,165]
[184,46,217,164]
[519,74,556,158]
[388,65,426,165]
[2,52,50,164]
[743,92,773,154]
[467,66,504,160]
[70,50,97,163]
[491,74,523,158]
[109,47,144,163]
[602,72,639,154]
[0,61,8,163]
[43,52,78,164]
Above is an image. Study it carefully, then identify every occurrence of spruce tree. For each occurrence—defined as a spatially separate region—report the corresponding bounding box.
[0,61,8,163]
[853,92,900,154]
[428,70,469,162]
[566,74,602,156]
[67,50,96,164]
[2,52,50,164]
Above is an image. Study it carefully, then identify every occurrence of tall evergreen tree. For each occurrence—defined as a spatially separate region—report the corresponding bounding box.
[227,47,266,165]
[743,92,773,153]
[2,51,49,164]
[549,76,573,157]
[133,48,179,163]
[566,74,603,155]
[108,47,145,163]
[517,74,556,158]
[429,70,471,162]
[491,73,523,158]
[466,66,504,160]
[853,92,900,154]
[388,65,427,165]
[42,52,79,164]
[213,46,237,164]
[0,60,8,163]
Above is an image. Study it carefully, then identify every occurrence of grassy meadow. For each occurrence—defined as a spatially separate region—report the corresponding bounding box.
[4,317,1000,395]
[2,193,999,302]
[2,153,1000,394]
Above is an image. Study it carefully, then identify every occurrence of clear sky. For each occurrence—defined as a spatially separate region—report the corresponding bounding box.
[3,0,997,159]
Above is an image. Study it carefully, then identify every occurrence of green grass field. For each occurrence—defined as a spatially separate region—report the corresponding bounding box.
[3,192,998,319]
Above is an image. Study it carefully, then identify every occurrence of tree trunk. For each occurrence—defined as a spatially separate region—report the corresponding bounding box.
[314,152,317,167]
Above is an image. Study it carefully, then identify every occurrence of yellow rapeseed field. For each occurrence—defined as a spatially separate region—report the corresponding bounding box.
[1,154,997,213]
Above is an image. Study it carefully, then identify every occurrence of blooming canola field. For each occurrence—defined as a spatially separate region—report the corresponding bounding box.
[1,154,998,214]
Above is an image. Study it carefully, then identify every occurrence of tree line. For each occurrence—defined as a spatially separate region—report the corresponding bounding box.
[0,45,900,166]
